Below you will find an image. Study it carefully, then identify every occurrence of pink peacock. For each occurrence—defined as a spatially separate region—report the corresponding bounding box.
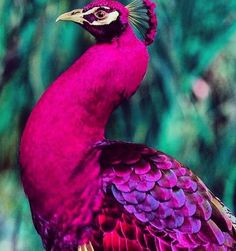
[20,0,236,250]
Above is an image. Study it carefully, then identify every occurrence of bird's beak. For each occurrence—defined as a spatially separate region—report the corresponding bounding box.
[56,9,85,24]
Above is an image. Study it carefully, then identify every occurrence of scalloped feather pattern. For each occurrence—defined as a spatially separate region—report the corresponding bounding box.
[93,140,236,250]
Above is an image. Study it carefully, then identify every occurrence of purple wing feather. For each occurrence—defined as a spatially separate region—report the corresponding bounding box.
[96,140,236,250]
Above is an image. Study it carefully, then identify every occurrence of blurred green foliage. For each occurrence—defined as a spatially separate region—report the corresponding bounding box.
[0,0,236,250]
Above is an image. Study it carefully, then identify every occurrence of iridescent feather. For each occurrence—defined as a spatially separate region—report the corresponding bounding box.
[92,140,236,250]
[127,0,157,45]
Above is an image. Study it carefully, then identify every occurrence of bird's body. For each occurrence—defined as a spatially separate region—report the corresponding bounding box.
[20,0,236,250]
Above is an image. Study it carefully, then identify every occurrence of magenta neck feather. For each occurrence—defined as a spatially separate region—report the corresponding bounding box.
[36,26,147,145]
[20,26,148,214]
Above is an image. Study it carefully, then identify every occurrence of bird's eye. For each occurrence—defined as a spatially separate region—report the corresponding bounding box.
[94,10,107,19]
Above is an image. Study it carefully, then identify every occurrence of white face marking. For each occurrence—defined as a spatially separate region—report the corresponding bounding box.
[83,7,101,15]
[56,6,120,26]
[83,6,119,26]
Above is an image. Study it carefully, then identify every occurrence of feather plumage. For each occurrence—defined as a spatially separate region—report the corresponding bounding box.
[19,0,236,250]
[93,140,236,250]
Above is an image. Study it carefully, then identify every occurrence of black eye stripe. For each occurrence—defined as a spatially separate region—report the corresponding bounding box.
[84,12,107,23]
[83,13,97,23]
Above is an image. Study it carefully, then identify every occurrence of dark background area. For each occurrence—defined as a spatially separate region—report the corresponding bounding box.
[0,0,236,250]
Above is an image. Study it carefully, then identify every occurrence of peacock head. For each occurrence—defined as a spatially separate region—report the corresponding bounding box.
[56,0,157,45]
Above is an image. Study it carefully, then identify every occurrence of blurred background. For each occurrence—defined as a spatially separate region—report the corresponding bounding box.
[0,0,236,250]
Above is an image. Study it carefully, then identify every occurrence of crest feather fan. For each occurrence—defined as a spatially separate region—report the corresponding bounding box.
[126,0,157,45]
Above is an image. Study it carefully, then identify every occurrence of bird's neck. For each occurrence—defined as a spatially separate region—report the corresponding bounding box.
[20,25,148,217]
[35,26,147,144]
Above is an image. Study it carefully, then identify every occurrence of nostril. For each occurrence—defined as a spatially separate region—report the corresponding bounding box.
[71,10,80,15]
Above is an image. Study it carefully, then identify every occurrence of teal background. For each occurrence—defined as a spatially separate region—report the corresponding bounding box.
[0,0,236,250]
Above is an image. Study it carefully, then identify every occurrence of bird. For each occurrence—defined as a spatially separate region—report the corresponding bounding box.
[19,0,236,250]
